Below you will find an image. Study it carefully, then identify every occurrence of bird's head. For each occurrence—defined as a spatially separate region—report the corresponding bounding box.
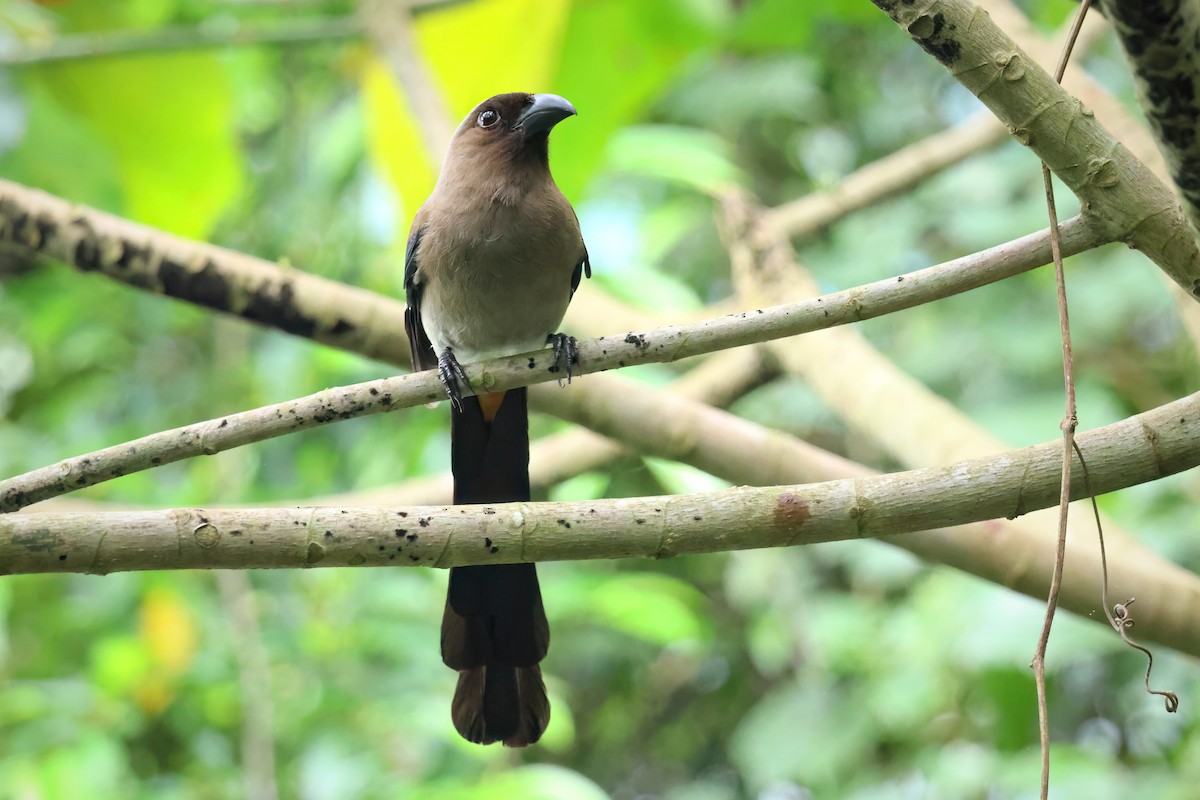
[445,92,577,175]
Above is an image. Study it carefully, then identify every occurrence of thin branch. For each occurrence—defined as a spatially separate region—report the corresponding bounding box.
[0,16,363,66]
[0,0,469,66]
[0,216,1108,511]
[1097,0,1200,250]
[759,111,1007,241]
[870,0,1200,300]
[757,8,1110,244]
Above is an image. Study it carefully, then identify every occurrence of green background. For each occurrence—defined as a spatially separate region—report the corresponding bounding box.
[1,0,1197,797]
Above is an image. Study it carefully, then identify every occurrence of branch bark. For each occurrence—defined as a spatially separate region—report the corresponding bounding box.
[4,391,1197,642]
[0,216,1108,511]
[1096,0,1200,246]
[0,180,414,366]
[871,0,1200,300]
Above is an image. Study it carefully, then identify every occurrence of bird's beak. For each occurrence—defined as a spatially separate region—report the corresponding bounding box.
[516,94,577,139]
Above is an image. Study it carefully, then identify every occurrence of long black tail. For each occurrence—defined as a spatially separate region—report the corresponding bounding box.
[442,387,550,746]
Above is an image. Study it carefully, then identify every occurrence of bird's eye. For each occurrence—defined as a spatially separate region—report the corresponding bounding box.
[477,109,501,129]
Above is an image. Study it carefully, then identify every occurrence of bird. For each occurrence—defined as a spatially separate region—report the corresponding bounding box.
[402,92,589,746]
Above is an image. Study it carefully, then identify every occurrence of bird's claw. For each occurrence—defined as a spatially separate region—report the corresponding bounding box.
[546,333,580,387]
[437,348,471,410]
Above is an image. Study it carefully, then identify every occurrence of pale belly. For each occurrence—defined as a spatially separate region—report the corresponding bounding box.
[420,256,573,364]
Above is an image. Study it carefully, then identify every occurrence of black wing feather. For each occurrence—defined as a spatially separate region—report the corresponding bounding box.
[403,225,437,372]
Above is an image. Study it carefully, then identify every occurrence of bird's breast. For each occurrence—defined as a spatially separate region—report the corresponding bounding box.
[418,203,580,364]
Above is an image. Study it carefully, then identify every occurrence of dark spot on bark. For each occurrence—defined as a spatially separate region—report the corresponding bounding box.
[313,408,337,423]
[490,546,499,554]
[389,554,395,560]
[624,333,648,349]
[484,537,493,548]
[115,240,148,272]
[74,232,101,271]
[75,477,86,485]
[397,511,408,517]
[483,507,496,515]
[635,518,645,525]
[556,518,571,529]
[150,457,162,465]
[395,529,407,537]
[409,555,420,562]
[693,515,702,521]
[419,517,430,527]
[897,276,905,282]
[219,419,228,428]
[528,357,536,369]
[910,13,960,65]
[242,279,319,339]
[379,393,392,406]
[378,545,385,551]
[775,492,811,531]
[369,387,379,396]
[330,318,356,335]
[58,554,67,561]
[407,533,418,542]
[230,530,242,536]
[249,539,255,545]
[159,258,233,311]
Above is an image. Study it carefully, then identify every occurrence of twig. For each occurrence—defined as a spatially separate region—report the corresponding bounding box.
[759,111,1007,241]
[0,216,1106,511]
[0,16,363,66]
[1030,7,1090,797]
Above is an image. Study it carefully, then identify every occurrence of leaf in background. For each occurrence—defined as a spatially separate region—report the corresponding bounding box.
[585,572,712,647]
[550,0,724,198]
[28,51,241,238]
[604,124,744,194]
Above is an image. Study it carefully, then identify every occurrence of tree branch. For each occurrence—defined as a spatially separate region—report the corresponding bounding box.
[871,0,1200,300]
[760,111,1007,241]
[1096,0,1200,246]
[4,390,1197,622]
[0,180,414,365]
[0,215,1108,511]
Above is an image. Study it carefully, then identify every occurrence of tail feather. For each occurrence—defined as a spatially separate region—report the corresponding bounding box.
[450,664,550,747]
[443,388,550,747]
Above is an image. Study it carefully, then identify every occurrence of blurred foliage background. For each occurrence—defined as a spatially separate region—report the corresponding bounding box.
[1,0,1198,798]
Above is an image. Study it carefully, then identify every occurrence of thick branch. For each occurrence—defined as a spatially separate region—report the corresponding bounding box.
[4,392,1197,631]
[1096,0,1200,245]
[0,216,1107,511]
[0,180,414,365]
[872,0,1200,300]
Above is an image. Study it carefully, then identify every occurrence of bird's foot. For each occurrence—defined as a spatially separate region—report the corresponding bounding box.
[438,348,471,410]
[546,332,580,386]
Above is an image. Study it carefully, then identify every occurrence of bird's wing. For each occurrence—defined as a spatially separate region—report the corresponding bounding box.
[403,222,438,372]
